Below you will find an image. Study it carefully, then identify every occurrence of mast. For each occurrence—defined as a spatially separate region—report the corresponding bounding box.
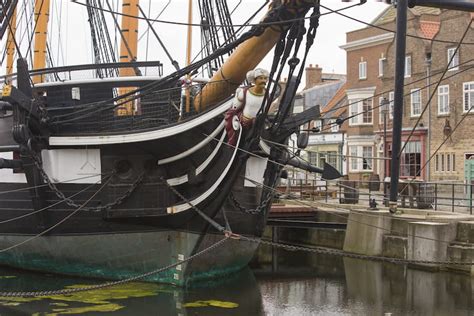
[32,0,51,84]
[5,6,16,78]
[119,0,139,76]
[117,0,139,116]
[185,0,193,113]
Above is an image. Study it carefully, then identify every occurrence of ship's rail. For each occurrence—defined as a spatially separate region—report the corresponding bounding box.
[41,78,232,136]
[1,61,164,83]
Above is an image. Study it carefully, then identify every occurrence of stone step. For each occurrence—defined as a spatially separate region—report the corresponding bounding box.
[446,243,474,274]
[456,221,474,243]
[382,235,407,259]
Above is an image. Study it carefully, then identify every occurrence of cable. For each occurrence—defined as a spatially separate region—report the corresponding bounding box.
[0,177,103,224]
[0,173,109,196]
[399,18,473,156]
[317,61,474,133]
[319,3,474,46]
[0,175,112,253]
[70,0,363,28]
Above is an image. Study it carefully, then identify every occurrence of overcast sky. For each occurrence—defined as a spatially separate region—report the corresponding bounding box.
[1,0,389,78]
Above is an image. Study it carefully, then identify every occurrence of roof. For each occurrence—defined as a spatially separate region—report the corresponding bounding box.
[301,80,346,111]
[419,20,440,40]
[372,6,441,26]
[320,83,347,120]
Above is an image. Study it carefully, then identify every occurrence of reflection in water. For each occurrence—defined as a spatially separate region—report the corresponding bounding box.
[0,244,473,315]
[0,266,263,315]
[252,245,473,316]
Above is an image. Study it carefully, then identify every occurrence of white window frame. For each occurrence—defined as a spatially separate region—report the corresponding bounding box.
[410,89,422,117]
[447,47,459,71]
[349,98,373,126]
[389,91,394,120]
[329,119,339,132]
[349,145,373,172]
[404,55,412,78]
[437,85,450,115]
[379,96,384,124]
[359,61,367,80]
[378,58,386,77]
[463,81,474,113]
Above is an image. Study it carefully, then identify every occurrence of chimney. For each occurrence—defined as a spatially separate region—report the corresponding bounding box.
[305,64,322,89]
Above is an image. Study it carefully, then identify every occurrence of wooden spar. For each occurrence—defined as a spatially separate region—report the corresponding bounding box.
[194,0,316,112]
[119,0,139,76]
[6,6,16,77]
[33,0,51,84]
[185,0,193,114]
[117,0,140,116]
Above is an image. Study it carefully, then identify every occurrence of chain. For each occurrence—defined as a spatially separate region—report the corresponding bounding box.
[229,191,274,215]
[0,236,230,297]
[162,178,227,232]
[238,235,474,266]
[30,153,144,212]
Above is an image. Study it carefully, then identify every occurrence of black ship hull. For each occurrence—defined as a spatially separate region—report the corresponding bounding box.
[0,84,280,285]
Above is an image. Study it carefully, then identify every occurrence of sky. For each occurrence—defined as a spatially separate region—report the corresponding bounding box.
[1,0,390,78]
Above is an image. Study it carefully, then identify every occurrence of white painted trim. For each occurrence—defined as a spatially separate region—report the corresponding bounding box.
[340,33,394,51]
[259,140,271,155]
[0,152,27,183]
[196,129,226,175]
[158,120,224,165]
[49,99,232,146]
[167,126,242,214]
[166,129,226,186]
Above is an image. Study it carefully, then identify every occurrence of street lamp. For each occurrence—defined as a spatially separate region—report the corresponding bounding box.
[380,97,390,206]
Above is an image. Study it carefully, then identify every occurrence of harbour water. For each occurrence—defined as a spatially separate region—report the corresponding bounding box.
[0,244,472,315]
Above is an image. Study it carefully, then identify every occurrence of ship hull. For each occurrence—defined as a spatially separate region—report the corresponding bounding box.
[0,230,259,286]
[0,78,281,285]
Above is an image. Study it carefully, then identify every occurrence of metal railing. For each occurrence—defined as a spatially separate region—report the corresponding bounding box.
[278,178,474,214]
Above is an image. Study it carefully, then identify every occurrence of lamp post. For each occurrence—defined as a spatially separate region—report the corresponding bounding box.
[380,97,389,206]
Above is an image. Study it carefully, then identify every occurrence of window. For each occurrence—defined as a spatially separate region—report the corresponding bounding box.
[438,85,450,115]
[435,153,456,173]
[308,152,318,165]
[379,97,385,124]
[388,91,394,119]
[359,61,367,80]
[315,152,339,171]
[464,82,474,113]
[410,89,422,117]
[349,98,373,125]
[379,93,394,123]
[329,119,339,132]
[313,119,322,132]
[447,48,459,71]
[362,99,373,123]
[400,141,421,177]
[350,147,358,171]
[349,145,373,172]
[378,58,386,77]
[362,146,373,170]
[404,55,412,78]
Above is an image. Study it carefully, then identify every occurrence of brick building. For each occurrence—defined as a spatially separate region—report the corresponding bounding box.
[291,64,346,180]
[427,10,474,181]
[342,6,474,183]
